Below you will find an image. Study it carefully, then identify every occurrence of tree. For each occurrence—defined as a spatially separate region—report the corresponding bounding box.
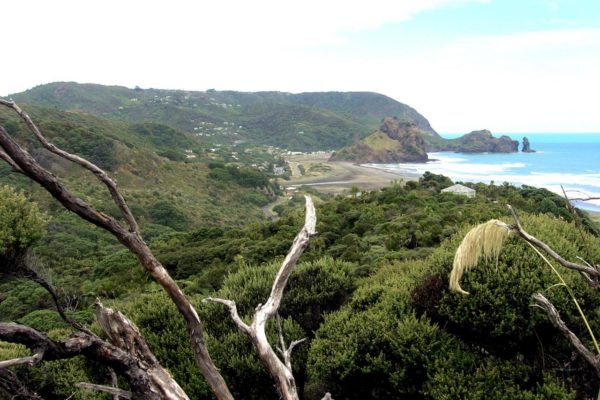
[0,185,46,258]
[0,100,316,399]
[203,200,315,400]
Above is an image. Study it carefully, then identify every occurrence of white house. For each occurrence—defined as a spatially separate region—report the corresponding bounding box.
[441,184,476,198]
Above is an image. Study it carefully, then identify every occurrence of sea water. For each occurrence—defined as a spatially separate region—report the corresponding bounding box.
[366,133,600,211]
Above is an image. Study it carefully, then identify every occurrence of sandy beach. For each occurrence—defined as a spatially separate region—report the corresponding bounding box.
[284,153,419,194]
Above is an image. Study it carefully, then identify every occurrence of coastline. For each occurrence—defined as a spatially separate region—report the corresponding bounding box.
[284,153,418,194]
[284,152,600,222]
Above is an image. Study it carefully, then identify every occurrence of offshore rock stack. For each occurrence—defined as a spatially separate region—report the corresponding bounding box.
[522,137,536,153]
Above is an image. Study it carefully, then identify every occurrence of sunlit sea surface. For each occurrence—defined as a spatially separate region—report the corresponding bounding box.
[364,133,600,212]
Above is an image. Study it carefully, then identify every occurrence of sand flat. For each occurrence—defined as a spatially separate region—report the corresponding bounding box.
[284,153,419,194]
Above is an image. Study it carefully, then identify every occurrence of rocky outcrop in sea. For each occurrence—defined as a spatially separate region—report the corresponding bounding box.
[522,137,536,152]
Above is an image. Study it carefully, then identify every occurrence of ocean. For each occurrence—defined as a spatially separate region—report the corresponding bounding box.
[366,133,600,212]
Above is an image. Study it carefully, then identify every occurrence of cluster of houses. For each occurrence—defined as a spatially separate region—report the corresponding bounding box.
[193,121,244,138]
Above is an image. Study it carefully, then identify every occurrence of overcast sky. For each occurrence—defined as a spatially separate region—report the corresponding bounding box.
[3,0,599,132]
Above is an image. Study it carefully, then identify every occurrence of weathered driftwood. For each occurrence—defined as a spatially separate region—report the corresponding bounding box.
[0,100,234,399]
[205,196,317,400]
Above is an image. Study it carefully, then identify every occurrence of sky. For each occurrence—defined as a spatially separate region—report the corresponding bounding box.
[2,0,600,133]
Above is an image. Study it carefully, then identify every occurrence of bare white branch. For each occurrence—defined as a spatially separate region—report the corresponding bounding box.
[282,338,307,371]
[0,351,43,368]
[203,297,251,334]
[274,316,306,370]
[261,195,316,319]
[532,293,600,377]
[507,205,600,277]
[75,383,132,399]
[209,195,317,400]
[562,188,600,202]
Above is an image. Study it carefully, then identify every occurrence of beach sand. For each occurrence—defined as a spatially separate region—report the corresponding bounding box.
[284,153,419,194]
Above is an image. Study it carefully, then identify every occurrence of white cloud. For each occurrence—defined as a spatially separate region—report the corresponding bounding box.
[460,28,600,50]
[368,28,600,132]
[2,2,598,133]
[6,0,482,48]
[2,0,485,94]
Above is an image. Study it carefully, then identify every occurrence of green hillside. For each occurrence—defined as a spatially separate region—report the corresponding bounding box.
[2,169,599,398]
[11,82,438,151]
[3,83,590,400]
[291,91,436,133]
[0,105,278,231]
[332,118,429,163]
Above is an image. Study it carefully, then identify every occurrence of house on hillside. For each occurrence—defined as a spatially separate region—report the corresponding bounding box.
[441,184,476,198]
[273,166,286,175]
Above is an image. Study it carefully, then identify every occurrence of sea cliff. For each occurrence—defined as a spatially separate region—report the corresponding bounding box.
[331,118,522,164]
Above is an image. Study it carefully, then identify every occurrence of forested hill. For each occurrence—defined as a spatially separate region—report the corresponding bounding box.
[10,82,438,151]
[0,104,280,231]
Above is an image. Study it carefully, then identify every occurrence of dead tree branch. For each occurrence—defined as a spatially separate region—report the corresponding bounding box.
[0,368,43,399]
[75,382,132,399]
[0,254,95,336]
[110,369,121,400]
[532,293,600,377]
[0,351,43,369]
[0,99,138,233]
[452,204,600,383]
[93,301,189,399]
[507,205,600,373]
[0,101,233,399]
[507,205,600,278]
[202,297,251,335]
[0,302,189,399]
[278,337,307,372]
[276,316,306,371]
[204,196,316,400]
[562,188,600,202]
[0,148,23,173]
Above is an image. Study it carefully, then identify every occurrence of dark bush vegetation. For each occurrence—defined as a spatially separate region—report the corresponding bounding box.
[1,173,599,399]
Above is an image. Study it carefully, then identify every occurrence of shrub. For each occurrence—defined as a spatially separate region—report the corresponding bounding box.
[148,200,190,231]
[0,185,46,256]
